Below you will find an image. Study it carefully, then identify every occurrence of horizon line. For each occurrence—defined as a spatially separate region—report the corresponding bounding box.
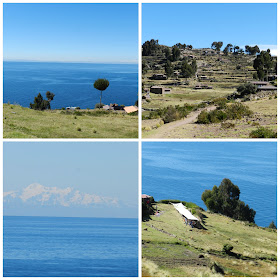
[3,59,138,65]
[3,215,138,219]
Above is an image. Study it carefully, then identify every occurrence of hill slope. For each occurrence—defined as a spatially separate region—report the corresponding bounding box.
[4,104,138,138]
[142,203,277,277]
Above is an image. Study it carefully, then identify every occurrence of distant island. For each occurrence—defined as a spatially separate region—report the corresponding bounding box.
[142,179,277,277]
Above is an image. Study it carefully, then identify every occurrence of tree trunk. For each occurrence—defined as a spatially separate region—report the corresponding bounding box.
[100,91,103,109]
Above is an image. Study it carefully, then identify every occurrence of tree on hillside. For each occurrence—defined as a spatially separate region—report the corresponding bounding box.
[164,47,171,59]
[253,49,274,81]
[172,46,181,61]
[233,45,240,53]
[93,79,109,109]
[165,60,173,78]
[181,60,196,78]
[211,41,223,52]
[186,45,193,50]
[46,91,55,102]
[201,178,256,223]
[223,44,233,55]
[142,39,160,56]
[245,45,260,55]
[30,91,55,110]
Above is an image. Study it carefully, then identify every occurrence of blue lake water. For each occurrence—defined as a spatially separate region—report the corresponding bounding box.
[4,216,138,277]
[3,62,138,109]
[142,142,277,227]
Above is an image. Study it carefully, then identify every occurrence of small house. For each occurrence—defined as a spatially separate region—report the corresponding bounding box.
[124,106,138,114]
[151,74,167,80]
[173,203,200,228]
[150,86,171,94]
[250,81,269,87]
[142,194,152,204]
[199,75,208,80]
[102,105,110,110]
[256,85,277,91]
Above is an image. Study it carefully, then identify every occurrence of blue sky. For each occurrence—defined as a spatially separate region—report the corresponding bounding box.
[4,142,138,218]
[143,3,277,55]
[4,3,138,63]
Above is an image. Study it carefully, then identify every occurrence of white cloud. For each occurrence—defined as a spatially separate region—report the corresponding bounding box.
[6,183,119,208]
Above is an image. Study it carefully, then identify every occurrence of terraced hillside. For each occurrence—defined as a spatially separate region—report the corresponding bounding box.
[142,203,277,277]
[142,46,277,138]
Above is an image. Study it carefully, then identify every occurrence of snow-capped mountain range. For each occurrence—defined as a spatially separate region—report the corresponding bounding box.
[4,183,119,208]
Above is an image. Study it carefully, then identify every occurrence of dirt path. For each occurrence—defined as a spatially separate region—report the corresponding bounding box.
[145,105,216,139]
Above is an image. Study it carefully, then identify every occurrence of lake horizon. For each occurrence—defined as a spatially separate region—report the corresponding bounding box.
[4,61,138,109]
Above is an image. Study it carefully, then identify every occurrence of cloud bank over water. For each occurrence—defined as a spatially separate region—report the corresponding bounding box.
[4,183,136,218]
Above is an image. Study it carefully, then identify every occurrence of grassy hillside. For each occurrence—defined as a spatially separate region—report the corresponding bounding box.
[142,203,277,277]
[142,47,277,138]
[4,104,138,138]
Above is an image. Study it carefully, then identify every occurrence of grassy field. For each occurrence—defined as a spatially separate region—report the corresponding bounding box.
[142,203,277,277]
[142,96,277,138]
[3,104,138,138]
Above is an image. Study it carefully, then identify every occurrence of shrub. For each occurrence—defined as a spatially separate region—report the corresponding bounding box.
[249,127,277,138]
[222,244,233,254]
[225,103,253,119]
[77,127,81,131]
[236,83,257,97]
[61,107,65,110]
[95,103,105,109]
[268,221,277,229]
[213,98,228,109]
[162,106,181,123]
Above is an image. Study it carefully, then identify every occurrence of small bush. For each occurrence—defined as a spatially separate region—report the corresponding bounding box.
[249,127,277,138]
[222,244,233,254]
[268,221,277,229]
[74,111,83,116]
[236,83,257,97]
[77,127,81,131]
[213,98,228,109]
[95,103,105,109]
[162,106,181,123]
[251,122,259,126]
[61,107,65,110]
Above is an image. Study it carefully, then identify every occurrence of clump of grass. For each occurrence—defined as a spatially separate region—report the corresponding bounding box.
[142,258,170,277]
[221,122,235,129]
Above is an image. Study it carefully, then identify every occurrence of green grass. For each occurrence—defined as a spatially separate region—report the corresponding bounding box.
[4,104,138,138]
[142,203,277,277]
